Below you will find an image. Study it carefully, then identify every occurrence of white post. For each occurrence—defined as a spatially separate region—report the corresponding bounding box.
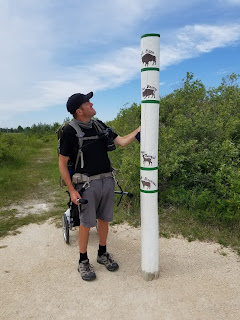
[140,33,160,281]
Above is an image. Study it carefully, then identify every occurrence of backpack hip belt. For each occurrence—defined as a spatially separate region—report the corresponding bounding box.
[72,170,116,186]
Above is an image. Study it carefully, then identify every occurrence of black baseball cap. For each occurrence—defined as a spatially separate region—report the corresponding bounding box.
[66,91,93,114]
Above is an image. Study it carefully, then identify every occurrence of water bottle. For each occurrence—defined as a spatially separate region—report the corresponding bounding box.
[68,162,74,177]
[65,208,70,224]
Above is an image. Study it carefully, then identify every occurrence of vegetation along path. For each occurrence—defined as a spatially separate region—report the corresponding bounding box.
[0,133,66,237]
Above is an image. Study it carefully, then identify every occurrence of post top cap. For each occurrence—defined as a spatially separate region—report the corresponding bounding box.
[141,33,160,39]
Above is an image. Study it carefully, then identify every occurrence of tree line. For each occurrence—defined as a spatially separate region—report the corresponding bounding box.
[0,122,62,134]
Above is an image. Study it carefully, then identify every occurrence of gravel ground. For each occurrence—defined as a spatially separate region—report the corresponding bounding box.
[0,221,240,320]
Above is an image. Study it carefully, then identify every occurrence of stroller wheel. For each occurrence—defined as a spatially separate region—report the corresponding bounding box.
[62,212,69,244]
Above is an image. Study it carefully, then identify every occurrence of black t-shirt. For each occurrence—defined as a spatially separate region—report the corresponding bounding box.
[60,120,118,176]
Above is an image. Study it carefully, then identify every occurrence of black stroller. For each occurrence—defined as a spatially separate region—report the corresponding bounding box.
[62,184,133,244]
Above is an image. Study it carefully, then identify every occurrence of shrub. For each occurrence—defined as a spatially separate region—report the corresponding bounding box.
[109,73,240,227]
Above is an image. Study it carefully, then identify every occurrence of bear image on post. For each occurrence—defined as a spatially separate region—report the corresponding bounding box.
[142,53,156,66]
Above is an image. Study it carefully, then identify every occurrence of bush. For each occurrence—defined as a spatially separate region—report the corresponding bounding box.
[108,103,141,213]
[158,73,240,226]
[109,73,240,227]
[0,133,43,166]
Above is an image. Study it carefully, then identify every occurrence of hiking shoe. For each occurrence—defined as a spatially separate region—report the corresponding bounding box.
[78,259,96,281]
[97,252,119,271]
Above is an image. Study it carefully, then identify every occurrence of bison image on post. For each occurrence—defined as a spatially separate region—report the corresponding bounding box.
[141,180,151,189]
[142,88,155,99]
[142,53,156,66]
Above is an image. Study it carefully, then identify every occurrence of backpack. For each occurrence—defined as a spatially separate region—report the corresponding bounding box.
[56,119,105,187]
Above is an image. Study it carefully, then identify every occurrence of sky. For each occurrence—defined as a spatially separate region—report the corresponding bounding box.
[0,0,240,129]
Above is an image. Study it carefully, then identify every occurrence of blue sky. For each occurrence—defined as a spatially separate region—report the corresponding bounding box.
[0,0,240,128]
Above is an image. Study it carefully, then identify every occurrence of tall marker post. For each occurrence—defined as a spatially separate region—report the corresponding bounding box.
[140,33,160,281]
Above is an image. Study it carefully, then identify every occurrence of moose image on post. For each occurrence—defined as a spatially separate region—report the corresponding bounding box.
[142,53,156,66]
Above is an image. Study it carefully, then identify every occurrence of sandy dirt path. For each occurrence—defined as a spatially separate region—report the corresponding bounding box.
[0,221,240,320]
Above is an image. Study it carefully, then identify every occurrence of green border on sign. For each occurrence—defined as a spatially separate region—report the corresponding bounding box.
[141,68,159,72]
[141,34,160,39]
[141,100,159,104]
[140,189,158,193]
[140,167,158,170]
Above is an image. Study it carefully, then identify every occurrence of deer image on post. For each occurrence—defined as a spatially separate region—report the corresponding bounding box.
[142,154,152,166]
[141,179,151,189]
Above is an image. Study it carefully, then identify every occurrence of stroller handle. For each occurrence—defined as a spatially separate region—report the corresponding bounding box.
[77,198,88,204]
[114,191,134,198]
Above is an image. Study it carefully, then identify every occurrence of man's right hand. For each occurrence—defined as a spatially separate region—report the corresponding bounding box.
[70,189,82,205]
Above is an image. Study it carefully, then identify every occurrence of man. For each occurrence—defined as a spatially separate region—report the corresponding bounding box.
[59,91,140,281]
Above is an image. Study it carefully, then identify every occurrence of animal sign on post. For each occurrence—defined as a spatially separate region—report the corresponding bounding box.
[140,34,160,281]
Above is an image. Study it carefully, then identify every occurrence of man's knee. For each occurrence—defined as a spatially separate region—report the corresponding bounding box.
[79,224,90,232]
[97,219,109,226]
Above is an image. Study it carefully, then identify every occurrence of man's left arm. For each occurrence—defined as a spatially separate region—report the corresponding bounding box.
[114,126,140,147]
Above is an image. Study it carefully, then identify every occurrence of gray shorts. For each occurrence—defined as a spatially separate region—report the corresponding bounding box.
[75,177,115,228]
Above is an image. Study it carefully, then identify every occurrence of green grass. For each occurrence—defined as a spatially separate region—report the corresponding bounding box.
[0,134,67,237]
[158,206,240,252]
[112,202,240,254]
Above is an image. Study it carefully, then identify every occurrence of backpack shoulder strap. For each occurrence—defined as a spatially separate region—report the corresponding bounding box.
[68,119,102,171]
[68,120,84,137]
[92,119,105,133]
[68,120,85,171]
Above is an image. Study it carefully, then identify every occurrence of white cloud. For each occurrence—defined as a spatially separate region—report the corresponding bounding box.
[1,22,240,126]
[160,23,240,69]
[216,68,230,75]
[40,23,240,101]
[0,47,140,116]
[0,0,240,127]
[0,0,158,125]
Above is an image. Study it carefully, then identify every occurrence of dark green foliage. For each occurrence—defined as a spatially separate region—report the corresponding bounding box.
[107,103,141,215]
[159,72,240,226]
[110,73,240,228]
